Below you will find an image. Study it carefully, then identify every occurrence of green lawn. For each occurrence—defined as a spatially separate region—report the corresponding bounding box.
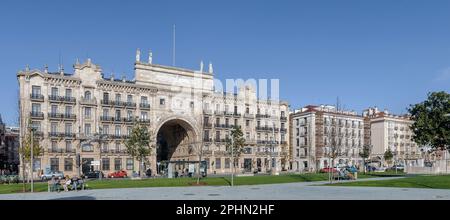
[329,175,450,189]
[0,173,377,194]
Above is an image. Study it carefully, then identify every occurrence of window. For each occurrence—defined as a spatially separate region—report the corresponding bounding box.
[64,158,73,171]
[102,143,108,152]
[126,158,134,170]
[246,120,250,126]
[51,122,58,134]
[65,123,72,135]
[51,141,58,152]
[234,119,238,126]
[215,158,221,169]
[32,86,41,96]
[31,121,41,132]
[115,142,120,152]
[103,92,109,101]
[296,138,299,147]
[84,91,92,100]
[225,158,231,169]
[127,110,133,120]
[65,141,72,152]
[190,101,194,108]
[215,118,220,125]
[160,98,165,105]
[102,125,109,135]
[296,149,300,157]
[215,131,220,140]
[141,111,148,120]
[65,106,72,116]
[85,124,91,136]
[234,106,238,114]
[103,109,109,117]
[50,105,57,114]
[115,94,121,102]
[141,96,148,105]
[82,144,93,152]
[51,87,58,97]
[115,110,121,119]
[115,126,121,136]
[127,127,132,136]
[127,95,133,103]
[50,158,59,172]
[65,89,72,98]
[114,158,122,171]
[32,103,41,113]
[85,107,91,119]
[246,107,249,114]
[102,158,110,171]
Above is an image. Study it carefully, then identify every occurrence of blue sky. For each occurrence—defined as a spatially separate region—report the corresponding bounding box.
[1,0,449,126]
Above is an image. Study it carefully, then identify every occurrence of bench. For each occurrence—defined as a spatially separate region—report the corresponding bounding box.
[48,180,87,192]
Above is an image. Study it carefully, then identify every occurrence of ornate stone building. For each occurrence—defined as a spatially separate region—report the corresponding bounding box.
[363,107,425,166]
[17,50,289,178]
[290,105,365,172]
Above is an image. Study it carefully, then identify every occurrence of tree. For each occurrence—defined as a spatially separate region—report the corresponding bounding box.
[124,121,154,178]
[359,144,372,173]
[226,126,246,176]
[408,91,450,152]
[19,128,43,191]
[384,148,394,167]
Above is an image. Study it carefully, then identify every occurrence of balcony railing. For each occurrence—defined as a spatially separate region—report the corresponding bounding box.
[100,116,114,122]
[203,109,212,115]
[203,123,212,128]
[30,112,44,119]
[203,138,213,143]
[280,116,287,121]
[80,97,97,105]
[140,103,151,109]
[30,94,45,101]
[48,132,76,138]
[49,95,76,103]
[256,114,270,118]
[244,113,254,118]
[139,118,150,123]
[47,113,76,120]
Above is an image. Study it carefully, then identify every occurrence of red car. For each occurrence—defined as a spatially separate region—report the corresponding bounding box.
[108,170,128,178]
[320,167,338,173]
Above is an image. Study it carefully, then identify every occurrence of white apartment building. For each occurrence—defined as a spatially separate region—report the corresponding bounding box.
[290,105,364,172]
[17,50,289,178]
[363,107,424,166]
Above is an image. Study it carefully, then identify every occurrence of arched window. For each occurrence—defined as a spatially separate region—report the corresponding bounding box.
[85,91,92,100]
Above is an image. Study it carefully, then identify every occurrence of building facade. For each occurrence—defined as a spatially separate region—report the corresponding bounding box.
[0,116,19,175]
[17,50,289,178]
[363,107,424,166]
[290,105,364,172]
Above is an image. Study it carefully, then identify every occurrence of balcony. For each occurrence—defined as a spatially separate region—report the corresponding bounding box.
[30,112,44,119]
[101,100,114,106]
[48,132,76,139]
[214,111,223,116]
[100,116,115,122]
[280,116,287,121]
[140,103,151,109]
[139,118,150,123]
[244,113,254,118]
[214,124,233,129]
[122,117,134,124]
[233,112,241,117]
[256,114,270,118]
[280,128,287,133]
[257,140,279,145]
[48,113,76,120]
[80,97,97,106]
[124,102,136,109]
[203,123,212,128]
[203,109,212,115]
[203,138,213,143]
[49,95,76,103]
[30,94,45,102]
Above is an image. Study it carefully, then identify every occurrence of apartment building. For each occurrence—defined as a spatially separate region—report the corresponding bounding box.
[290,105,364,172]
[17,50,289,178]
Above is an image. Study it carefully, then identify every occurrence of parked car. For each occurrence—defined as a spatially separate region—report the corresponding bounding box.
[374,167,387,172]
[320,167,338,173]
[108,170,127,178]
[41,171,64,180]
[83,170,104,179]
[388,165,405,171]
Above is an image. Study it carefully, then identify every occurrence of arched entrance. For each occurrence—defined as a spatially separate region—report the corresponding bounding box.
[155,118,199,176]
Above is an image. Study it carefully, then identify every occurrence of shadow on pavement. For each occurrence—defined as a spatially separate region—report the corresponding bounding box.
[50,196,96,200]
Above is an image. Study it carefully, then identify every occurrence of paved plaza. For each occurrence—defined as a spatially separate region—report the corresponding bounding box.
[1,177,450,200]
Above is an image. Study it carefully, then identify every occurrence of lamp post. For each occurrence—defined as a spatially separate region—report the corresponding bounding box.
[28,124,36,193]
[231,136,234,187]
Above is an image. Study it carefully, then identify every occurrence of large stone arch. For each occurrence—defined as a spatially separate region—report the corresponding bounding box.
[154,115,200,163]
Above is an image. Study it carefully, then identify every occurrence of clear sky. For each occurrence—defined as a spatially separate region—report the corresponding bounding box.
[1,0,449,126]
